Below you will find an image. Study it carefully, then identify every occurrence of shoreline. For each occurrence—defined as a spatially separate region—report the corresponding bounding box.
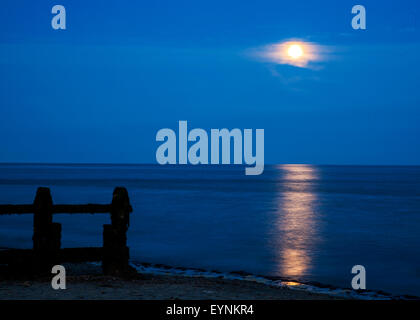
[0,262,345,300]
[131,262,403,300]
[1,262,412,300]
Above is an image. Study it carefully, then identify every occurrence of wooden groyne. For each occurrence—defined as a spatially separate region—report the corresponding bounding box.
[0,187,133,276]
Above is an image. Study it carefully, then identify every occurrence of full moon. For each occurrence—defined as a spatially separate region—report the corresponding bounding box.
[257,40,322,68]
[288,44,303,59]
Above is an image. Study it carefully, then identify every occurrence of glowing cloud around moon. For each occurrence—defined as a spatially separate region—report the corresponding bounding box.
[255,40,324,68]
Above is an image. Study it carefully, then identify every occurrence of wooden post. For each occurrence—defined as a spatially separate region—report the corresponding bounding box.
[102,187,132,275]
[32,187,61,274]
[0,187,135,277]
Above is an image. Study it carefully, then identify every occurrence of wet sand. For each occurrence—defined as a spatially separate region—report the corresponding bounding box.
[0,263,342,300]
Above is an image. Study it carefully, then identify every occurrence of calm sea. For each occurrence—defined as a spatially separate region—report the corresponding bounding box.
[0,164,419,296]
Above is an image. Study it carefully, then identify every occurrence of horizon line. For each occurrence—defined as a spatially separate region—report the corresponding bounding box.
[0,162,419,167]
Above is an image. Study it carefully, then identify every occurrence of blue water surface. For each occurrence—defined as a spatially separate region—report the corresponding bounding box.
[0,164,419,296]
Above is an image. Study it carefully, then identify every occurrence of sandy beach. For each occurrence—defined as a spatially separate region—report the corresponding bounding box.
[0,263,342,300]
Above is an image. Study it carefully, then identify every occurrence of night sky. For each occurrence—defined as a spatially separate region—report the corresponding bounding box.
[1,0,419,164]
